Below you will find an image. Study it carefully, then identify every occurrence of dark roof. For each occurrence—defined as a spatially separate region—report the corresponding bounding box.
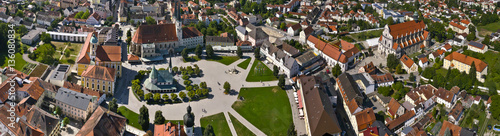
[182,27,203,38]
[295,50,317,66]
[299,76,342,135]
[280,43,300,56]
[55,88,93,110]
[77,106,127,136]
[468,41,485,49]
[26,106,59,135]
[371,121,396,136]
[248,28,268,40]
[206,36,234,43]
[337,73,363,101]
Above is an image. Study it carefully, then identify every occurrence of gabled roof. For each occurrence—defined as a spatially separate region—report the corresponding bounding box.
[182,27,203,38]
[444,52,488,72]
[63,81,104,100]
[435,88,454,103]
[386,111,415,130]
[387,98,401,116]
[354,108,376,131]
[81,65,116,82]
[299,76,342,135]
[400,54,415,69]
[438,121,462,136]
[77,32,97,64]
[132,24,178,44]
[95,45,121,62]
[388,21,426,38]
[76,106,127,136]
[468,41,486,50]
[55,88,93,111]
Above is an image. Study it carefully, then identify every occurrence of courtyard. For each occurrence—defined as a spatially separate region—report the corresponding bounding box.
[116,52,280,135]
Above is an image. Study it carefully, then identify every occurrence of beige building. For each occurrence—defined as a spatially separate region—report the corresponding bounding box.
[76,32,122,78]
[400,54,418,73]
[467,41,488,53]
[443,52,488,82]
[55,88,98,121]
[81,65,117,94]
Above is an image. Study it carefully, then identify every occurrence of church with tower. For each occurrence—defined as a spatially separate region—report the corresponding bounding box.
[76,32,122,95]
[129,0,204,62]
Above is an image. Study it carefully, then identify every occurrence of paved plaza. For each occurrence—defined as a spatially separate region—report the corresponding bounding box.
[115,52,298,135]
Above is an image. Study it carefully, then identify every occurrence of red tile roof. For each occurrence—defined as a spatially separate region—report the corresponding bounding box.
[444,52,488,72]
[400,54,415,69]
[449,22,466,30]
[355,108,376,131]
[132,24,178,44]
[81,65,116,82]
[386,111,415,130]
[388,21,426,38]
[387,98,401,117]
[95,45,121,62]
[77,32,97,64]
[438,121,462,136]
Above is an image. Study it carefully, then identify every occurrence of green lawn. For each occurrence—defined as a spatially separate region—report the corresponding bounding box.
[1,53,27,71]
[200,112,232,136]
[207,56,240,65]
[350,29,383,41]
[52,41,82,65]
[228,113,255,136]
[232,87,293,135]
[118,106,141,130]
[237,58,251,69]
[408,52,423,58]
[478,21,500,37]
[245,60,277,82]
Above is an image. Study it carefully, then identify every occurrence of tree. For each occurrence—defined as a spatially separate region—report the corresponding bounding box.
[200,82,207,89]
[204,124,215,136]
[332,63,342,77]
[446,28,455,40]
[109,98,118,113]
[15,10,23,17]
[145,93,153,100]
[396,63,404,74]
[32,44,55,64]
[162,93,169,100]
[467,33,476,41]
[179,91,186,99]
[236,46,243,58]
[63,117,70,127]
[127,29,132,37]
[195,44,202,58]
[469,61,477,82]
[409,73,416,81]
[223,81,231,94]
[280,22,286,30]
[154,110,165,124]
[153,93,161,101]
[377,86,393,96]
[64,49,70,57]
[278,75,285,89]
[188,91,195,98]
[145,130,153,136]
[146,16,156,25]
[254,47,261,59]
[483,36,491,45]
[273,65,279,77]
[206,45,214,58]
[82,10,90,19]
[171,93,178,101]
[386,17,394,25]
[139,105,150,130]
[181,48,188,60]
[55,106,62,116]
[490,95,500,120]
[387,54,399,70]
[172,66,179,74]
[41,32,52,44]
[287,123,297,136]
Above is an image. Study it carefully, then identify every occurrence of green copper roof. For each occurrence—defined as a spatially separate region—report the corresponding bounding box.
[150,66,158,80]
[90,34,98,44]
